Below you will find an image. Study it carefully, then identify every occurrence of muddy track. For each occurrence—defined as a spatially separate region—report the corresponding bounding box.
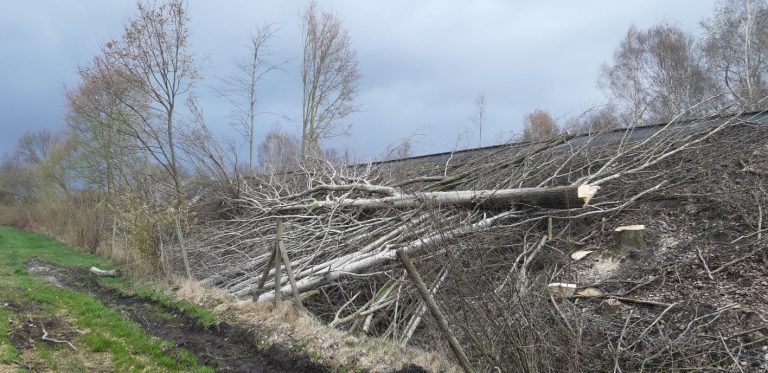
[26,259,329,373]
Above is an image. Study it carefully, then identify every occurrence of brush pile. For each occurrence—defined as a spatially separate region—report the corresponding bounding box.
[185,111,768,371]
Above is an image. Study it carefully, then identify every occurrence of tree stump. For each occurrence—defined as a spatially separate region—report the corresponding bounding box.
[611,225,646,255]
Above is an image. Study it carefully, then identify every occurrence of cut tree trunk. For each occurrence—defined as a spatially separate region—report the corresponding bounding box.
[612,225,647,255]
[255,209,516,301]
[279,184,599,211]
[251,184,599,301]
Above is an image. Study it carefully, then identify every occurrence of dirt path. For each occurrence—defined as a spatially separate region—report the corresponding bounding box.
[25,258,328,373]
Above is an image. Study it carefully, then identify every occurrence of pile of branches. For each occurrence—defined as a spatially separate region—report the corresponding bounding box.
[186,110,768,371]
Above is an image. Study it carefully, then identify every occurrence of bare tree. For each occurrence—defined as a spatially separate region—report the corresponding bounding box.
[702,0,768,110]
[300,1,360,160]
[257,130,300,173]
[600,24,716,125]
[522,109,560,141]
[383,138,416,161]
[12,129,77,196]
[469,94,486,147]
[217,24,284,172]
[15,129,57,166]
[565,105,619,134]
[182,97,241,198]
[98,0,198,277]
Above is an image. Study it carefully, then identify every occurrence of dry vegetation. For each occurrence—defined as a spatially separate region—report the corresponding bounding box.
[167,278,459,372]
[175,110,768,371]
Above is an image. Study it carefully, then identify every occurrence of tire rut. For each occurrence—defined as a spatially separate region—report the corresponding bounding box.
[26,258,328,373]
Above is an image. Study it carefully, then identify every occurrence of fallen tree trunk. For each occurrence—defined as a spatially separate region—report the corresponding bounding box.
[279,184,599,211]
[255,209,518,302]
[90,267,119,277]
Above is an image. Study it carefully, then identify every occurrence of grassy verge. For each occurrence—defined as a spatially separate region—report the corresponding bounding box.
[0,226,212,372]
[0,225,457,372]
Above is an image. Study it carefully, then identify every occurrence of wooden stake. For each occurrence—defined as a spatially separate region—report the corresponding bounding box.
[273,224,282,305]
[277,219,305,312]
[254,243,277,293]
[396,249,474,373]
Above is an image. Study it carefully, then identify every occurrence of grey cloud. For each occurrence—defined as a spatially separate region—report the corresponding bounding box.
[0,0,716,160]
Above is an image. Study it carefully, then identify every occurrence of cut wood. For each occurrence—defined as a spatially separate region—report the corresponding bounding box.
[90,267,119,277]
[548,283,577,297]
[278,183,599,211]
[255,210,516,301]
[571,250,594,261]
[612,225,646,254]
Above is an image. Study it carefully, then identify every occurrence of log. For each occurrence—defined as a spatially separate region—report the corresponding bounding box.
[254,186,598,301]
[90,267,119,277]
[279,183,599,211]
[255,209,516,302]
[612,225,646,255]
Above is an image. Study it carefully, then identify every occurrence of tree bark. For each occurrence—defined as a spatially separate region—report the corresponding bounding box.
[612,225,647,255]
[255,209,516,301]
[280,184,599,212]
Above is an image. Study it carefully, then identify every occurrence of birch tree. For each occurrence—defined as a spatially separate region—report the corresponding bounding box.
[600,24,716,125]
[469,94,487,147]
[702,0,768,110]
[217,24,284,172]
[300,1,360,160]
[257,130,299,173]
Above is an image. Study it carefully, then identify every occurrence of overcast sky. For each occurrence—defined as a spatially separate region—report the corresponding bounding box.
[0,1,718,161]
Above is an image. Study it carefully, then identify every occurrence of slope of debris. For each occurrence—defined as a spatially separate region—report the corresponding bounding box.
[181,113,767,371]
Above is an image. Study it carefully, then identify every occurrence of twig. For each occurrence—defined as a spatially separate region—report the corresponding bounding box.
[329,292,360,327]
[612,309,633,373]
[719,333,744,373]
[712,247,762,274]
[549,293,575,336]
[757,193,763,240]
[40,323,76,350]
[729,228,768,244]
[675,304,739,342]
[619,276,658,296]
[727,325,768,340]
[629,302,678,349]
[570,293,674,307]
[696,246,714,280]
